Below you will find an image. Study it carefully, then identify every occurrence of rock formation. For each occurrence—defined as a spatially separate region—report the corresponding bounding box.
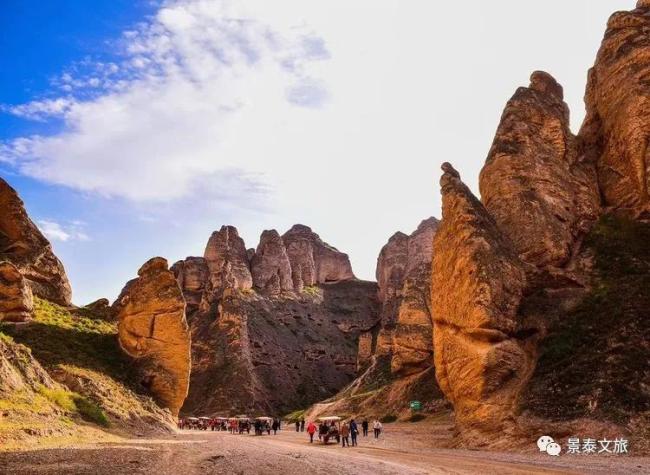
[0,178,72,305]
[432,163,538,435]
[170,257,209,316]
[173,225,375,416]
[203,225,252,305]
[580,1,650,215]
[113,257,191,416]
[250,230,293,295]
[480,71,600,268]
[391,217,439,375]
[282,225,355,291]
[0,261,33,322]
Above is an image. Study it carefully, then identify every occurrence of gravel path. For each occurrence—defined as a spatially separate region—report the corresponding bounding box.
[1,426,648,474]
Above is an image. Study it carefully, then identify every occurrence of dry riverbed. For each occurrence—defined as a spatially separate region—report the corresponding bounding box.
[1,422,648,475]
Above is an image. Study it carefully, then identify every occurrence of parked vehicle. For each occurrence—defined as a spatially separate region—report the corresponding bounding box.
[316,416,341,444]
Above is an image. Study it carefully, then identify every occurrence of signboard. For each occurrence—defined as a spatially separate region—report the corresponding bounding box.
[409,400,422,411]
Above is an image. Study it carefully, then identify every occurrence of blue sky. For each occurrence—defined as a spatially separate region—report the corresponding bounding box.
[1,0,623,305]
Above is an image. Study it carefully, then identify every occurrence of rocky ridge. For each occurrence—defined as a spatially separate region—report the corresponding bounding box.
[0,178,72,306]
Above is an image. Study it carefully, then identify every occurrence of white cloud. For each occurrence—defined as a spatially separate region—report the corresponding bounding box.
[0,0,622,282]
[38,220,90,242]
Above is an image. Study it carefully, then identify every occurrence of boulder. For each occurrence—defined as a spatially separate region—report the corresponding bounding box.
[203,226,252,302]
[480,71,600,268]
[0,261,33,322]
[282,225,354,292]
[432,163,537,435]
[250,230,293,295]
[113,257,191,416]
[579,3,650,215]
[0,178,72,305]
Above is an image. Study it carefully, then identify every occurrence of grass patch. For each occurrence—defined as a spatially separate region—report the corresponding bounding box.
[37,385,109,428]
[284,409,306,423]
[1,298,135,385]
[301,286,321,297]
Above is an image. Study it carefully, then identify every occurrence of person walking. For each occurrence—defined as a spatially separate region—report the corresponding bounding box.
[350,419,358,447]
[272,419,279,435]
[361,419,369,437]
[340,422,350,447]
[373,419,382,439]
[300,418,305,432]
[307,421,317,443]
[295,420,300,432]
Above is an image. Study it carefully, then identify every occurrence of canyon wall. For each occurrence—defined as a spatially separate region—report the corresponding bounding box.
[173,225,378,416]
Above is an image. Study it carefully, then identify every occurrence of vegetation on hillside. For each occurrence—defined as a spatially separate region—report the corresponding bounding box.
[525,215,650,426]
[1,298,134,384]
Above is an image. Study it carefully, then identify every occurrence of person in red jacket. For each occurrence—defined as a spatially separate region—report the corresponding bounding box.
[306,421,317,443]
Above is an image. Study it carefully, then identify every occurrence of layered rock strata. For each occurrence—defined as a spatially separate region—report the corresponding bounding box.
[113,257,191,416]
[580,1,650,215]
[0,178,72,305]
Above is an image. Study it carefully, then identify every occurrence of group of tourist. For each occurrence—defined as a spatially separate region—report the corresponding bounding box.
[301,418,383,447]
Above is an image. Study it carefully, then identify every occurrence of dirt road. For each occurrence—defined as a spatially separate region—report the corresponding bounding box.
[1,426,648,475]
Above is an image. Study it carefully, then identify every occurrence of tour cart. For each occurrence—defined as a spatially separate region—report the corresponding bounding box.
[198,416,211,430]
[253,417,273,435]
[210,417,228,431]
[185,416,200,430]
[317,416,341,444]
[235,416,251,434]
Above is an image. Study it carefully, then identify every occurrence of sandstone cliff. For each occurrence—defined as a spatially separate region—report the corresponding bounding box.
[173,225,376,416]
[432,15,650,445]
[113,257,191,416]
[433,164,538,438]
[580,0,650,215]
[0,178,72,306]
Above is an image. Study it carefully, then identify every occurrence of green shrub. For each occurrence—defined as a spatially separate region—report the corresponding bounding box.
[408,413,426,422]
[72,395,110,427]
[380,414,397,423]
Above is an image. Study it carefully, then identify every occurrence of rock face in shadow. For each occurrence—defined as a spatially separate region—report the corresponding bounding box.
[579,1,650,215]
[0,178,72,306]
[113,257,191,416]
[480,72,600,268]
[173,225,376,416]
[432,163,537,435]
[0,261,33,322]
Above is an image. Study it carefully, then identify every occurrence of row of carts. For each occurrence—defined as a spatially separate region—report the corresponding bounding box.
[180,415,344,444]
[180,416,274,435]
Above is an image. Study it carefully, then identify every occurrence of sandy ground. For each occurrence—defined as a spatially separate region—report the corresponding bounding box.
[1,423,648,475]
